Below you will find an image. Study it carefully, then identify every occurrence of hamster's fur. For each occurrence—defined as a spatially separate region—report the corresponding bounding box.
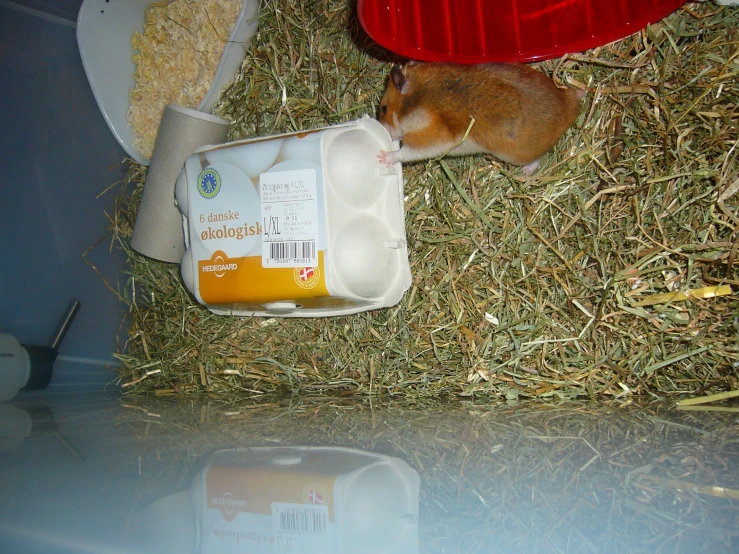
[378,62,585,174]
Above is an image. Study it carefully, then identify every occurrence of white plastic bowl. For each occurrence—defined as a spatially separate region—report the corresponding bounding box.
[76,0,259,166]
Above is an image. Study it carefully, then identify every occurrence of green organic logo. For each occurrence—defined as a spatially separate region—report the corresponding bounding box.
[198,168,221,199]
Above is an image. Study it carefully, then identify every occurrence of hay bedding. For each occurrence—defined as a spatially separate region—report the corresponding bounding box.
[110,0,739,400]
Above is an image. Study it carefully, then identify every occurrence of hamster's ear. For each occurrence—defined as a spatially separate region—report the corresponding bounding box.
[390,65,410,94]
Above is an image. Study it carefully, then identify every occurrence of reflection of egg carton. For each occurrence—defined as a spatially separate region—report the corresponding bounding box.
[175,116,411,317]
[193,447,420,554]
[140,446,420,554]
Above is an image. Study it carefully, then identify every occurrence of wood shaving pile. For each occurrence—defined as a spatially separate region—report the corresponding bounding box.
[127,0,243,159]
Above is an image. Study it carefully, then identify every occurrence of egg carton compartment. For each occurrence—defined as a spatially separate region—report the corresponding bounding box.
[320,121,410,303]
[176,116,411,318]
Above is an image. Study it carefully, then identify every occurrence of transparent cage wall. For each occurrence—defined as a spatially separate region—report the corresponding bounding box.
[0,0,127,394]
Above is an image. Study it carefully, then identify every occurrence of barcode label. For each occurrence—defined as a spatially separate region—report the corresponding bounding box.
[277,507,327,533]
[269,241,316,265]
[260,169,318,268]
[272,503,331,554]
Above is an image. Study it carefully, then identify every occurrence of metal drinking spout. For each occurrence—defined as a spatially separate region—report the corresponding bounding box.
[50,300,81,350]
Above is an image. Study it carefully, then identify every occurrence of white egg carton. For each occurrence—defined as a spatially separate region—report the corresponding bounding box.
[175,116,411,317]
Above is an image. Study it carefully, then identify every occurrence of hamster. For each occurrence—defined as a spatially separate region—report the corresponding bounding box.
[377,62,586,174]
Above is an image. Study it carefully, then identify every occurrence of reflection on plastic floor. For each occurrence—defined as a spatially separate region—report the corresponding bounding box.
[1,392,736,553]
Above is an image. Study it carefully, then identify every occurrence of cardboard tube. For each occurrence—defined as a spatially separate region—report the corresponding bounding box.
[131,105,230,262]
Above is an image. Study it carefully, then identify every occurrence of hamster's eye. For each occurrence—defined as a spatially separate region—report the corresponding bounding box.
[380,105,387,116]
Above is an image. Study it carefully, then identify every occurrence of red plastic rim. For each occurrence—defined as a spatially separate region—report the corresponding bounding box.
[358,0,687,64]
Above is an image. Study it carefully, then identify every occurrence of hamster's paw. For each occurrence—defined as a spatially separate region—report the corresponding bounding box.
[522,159,541,176]
[378,150,395,166]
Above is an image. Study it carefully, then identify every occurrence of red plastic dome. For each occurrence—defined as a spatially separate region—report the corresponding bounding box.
[358,0,687,64]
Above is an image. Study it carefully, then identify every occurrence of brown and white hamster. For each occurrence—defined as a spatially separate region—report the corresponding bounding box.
[377,62,585,174]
